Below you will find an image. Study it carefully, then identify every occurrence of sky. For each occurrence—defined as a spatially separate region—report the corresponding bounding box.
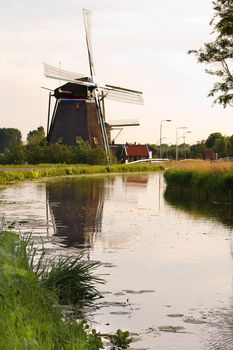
[0,0,232,145]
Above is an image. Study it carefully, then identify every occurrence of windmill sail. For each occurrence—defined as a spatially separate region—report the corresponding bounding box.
[108,118,140,127]
[44,63,85,82]
[83,8,110,160]
[83,8,95,79]
[103,84,143,105]
[44,64,143,103]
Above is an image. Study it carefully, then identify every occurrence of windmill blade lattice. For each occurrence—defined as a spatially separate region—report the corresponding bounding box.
[103,85,143,105]
[106,90,143,105]
[83,8,96,79]
[44,63,86,83]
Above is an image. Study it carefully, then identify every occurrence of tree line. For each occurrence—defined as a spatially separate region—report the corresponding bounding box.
[151,132,233,160]
[0,127,232,164]
[0,127,108,165]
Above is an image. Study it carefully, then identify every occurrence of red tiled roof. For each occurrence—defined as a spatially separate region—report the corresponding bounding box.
[125,145,149,157]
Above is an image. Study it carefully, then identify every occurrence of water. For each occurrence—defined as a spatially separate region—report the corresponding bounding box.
[0,173,233,349]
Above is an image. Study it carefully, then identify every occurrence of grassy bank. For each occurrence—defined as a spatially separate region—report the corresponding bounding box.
[0,163,164,185]
[0,231,133,349]
[164,160,233,202]
[0,231,106,349]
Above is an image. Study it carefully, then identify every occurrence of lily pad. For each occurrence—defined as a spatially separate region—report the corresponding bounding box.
[167,313,184,318]
[110,311,131,315]
[183,317,207,324]
[19,220,29,224]
[114,292,126,296]
[123,289,155,294]
[100,301,128,307]
[158,326,185,333]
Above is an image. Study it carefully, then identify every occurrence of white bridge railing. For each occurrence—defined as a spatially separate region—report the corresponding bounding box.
[125,158,170,164]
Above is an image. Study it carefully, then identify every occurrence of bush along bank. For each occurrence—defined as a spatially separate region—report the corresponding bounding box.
[0,163,164,185]
[164,161,233,202]
[0,231,132,349]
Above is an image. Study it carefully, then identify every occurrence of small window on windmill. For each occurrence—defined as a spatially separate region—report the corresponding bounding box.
[76,103,80,109]
[93,137,98,145]
[88,90,93,98]
[76,136,83,144]
[58,136,63,144]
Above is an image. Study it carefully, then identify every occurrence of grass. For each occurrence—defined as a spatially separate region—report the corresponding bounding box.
[164,160,233,202]
[39,254,104,306]
[0,231,104,349]
[0,162,164,185]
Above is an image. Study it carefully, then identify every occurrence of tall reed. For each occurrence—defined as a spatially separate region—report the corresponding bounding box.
[164,160,233,202]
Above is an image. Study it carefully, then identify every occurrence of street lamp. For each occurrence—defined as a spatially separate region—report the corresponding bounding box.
[176,126,187,161]
[183,131,191,159]
[160,119,172,158]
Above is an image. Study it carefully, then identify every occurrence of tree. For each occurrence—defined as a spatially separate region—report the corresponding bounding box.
[46,143,73,164]
[3,144,25,164]
[27,126,46,146]
[190,141,207,159]
[25,144,47,164]
[205,132,223,148]
[71,142,107,165]
[188,0,233,107]
[228,134,233,155]
[167,145,176,159]
[205,132,229,157]
[0,128,22,152]
[213,136,229,157]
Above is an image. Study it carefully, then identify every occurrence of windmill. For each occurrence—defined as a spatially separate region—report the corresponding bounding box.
[44,8,143,161]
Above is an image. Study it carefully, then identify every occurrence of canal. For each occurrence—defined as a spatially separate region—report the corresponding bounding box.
[0,173,232,349]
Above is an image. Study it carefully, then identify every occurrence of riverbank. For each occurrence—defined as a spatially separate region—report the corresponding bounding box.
[0,163,164,185]
[0,231,133,349]
[0,231,105,349]
[164,160,233,202]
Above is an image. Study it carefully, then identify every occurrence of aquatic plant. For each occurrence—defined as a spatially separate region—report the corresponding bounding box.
[109,329,132,350]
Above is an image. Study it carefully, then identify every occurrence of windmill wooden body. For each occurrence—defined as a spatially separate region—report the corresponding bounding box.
[44,9,143,160]
[48,81,107,148]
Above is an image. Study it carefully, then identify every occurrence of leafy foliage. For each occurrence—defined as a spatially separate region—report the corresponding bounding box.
[0,128,22,153]
[188,0,233,107]
[110,329,132,350]
[27,126,46,146]
[205,132,230,157]
[72,141,107,165]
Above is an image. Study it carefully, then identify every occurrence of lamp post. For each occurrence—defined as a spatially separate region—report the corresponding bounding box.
[183,131,191,159]
[160,119,171,158]
[176,126,187,161]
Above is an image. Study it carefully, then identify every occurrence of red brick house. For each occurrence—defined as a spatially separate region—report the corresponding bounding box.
[205,150,218,160]
[122,144,150,163]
